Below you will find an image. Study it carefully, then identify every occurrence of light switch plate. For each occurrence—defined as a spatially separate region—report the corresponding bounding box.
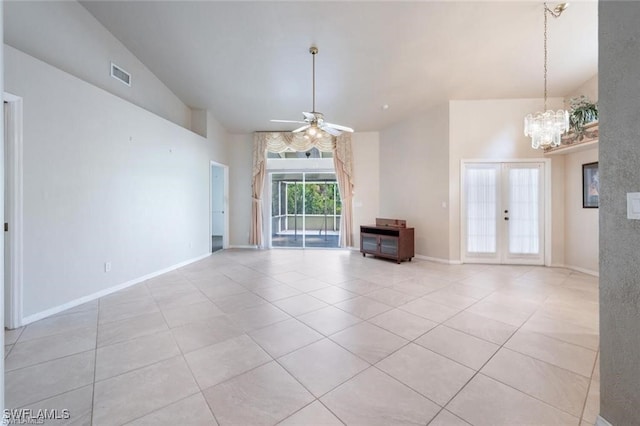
[627,193,640,219]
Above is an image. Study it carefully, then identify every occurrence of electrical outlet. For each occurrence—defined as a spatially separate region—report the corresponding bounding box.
[104,262,112,272]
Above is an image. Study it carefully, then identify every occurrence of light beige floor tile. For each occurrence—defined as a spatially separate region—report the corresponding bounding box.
[330,322,407,363]
[400,298,462,323]
[429,409,471,426]
[126,393,217,426]
[334,296,393,319]
[309,286,358,304]
[161,301,225,328]
[203,361,314,425]
[93,356,199,426]
[185,334,271,389]
[95,330,181,381]
[6,326,96,371]
[288,278,332,293]
[5,327,24,345]
[278,401,342,425]
[522,312,599,351]
[279,338,369,397]
[482,292,541,314]
[252,284,301,302]
[377,343,475,405]
[147,281,198,299]
[249,318,323,358]
[272,271,310,284]
[315,272,354,285]
[415,325,499,370]
[592,352,600,381]
[99,284,151,307]
[582,380,599,424]
[321,367,440,426]
[171,315,243,353]
[481,348,590,417]
[297,306,362,336]
[444,311,517,345]
[465,300,531,327]
[153,289,210,310]
[20,385,93,426]
[274,294,328,317]
[97,311,168,347]
[446,283,495,299]
[237,276,285,291]
[447,374,579,426]
[390,278,446,297]
[505,330,597,377]
[191,278,248,300]
[334,278,384,295]
[423,288,479,310]
[367,288,418,307]
[18,310,97,342]
[5,351,95,409]
[212,292,268,314]
[368,308,438,340]
[51,300,99,318]
[228,303,291,332]
[98,297,159,325]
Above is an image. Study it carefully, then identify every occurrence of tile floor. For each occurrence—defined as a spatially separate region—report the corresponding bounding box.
[4,249,600,425]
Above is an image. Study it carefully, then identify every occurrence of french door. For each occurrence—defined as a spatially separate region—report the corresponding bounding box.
[462,161,546,265]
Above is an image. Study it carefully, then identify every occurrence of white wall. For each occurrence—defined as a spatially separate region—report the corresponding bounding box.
[448,98,565,264]
[564,148,599,274]
[228,134,254,247]
[5,45,229,318]
[351,132,380,249]
[4,1,192,129]
[379,104,450,260]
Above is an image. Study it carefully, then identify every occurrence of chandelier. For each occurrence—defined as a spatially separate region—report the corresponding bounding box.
[524,3,569,149]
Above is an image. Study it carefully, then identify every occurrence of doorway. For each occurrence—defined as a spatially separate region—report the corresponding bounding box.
[210,162,228,253]
[269,171,341,249]
[4,93,24,329]
[461,161,549,265]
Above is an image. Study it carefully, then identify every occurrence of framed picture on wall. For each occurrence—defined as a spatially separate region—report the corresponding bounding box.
[583,162,599,208]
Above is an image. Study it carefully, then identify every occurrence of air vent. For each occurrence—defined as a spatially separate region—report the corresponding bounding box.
[110,62,131,86]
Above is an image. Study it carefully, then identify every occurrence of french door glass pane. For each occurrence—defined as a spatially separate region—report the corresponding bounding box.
[271,173,303,248]
[466,167,497,253]
[508,168,540,254]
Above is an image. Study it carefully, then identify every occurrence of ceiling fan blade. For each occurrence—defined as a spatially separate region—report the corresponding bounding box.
[302,111,315,121]
[292,124,310,133]
[320,125,341,136]
[324,122,354,133]
[270,119,307,124]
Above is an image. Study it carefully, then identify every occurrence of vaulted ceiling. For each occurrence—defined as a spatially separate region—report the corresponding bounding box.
[81,1,598,133]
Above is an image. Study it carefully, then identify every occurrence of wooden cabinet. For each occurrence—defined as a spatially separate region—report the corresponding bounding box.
[360,218,414,264]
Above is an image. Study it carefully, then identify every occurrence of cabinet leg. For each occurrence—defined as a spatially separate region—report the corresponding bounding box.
[362,253,366,257]
[409,258,412,262]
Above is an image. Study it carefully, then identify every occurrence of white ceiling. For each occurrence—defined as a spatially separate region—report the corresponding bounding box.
[81,1,598,133]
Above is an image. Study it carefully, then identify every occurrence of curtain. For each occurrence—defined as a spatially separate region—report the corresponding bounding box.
[333,134,354,247]
[250,134,268,246]
[250,131,354,248]
[466,167,497,253]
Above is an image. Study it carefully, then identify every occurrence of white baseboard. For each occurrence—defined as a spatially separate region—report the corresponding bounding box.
[228,245,259,249]
[550,263,599,277]
[414,254,463,265]
[596,415,612,426]
[21,253,212,326]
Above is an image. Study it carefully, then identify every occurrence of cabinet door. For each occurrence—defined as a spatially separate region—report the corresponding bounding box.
[380,236,398,256]
[361,234,378,252]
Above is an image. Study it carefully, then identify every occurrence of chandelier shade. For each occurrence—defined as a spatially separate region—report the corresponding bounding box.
[525,2,570,149]
[524,109,569,149]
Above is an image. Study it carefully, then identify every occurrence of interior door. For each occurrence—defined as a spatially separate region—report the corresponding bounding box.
[462,162,545,265]
[211,164,225,252]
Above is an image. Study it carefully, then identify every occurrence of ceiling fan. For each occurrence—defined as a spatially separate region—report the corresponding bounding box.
[271,46,354,137]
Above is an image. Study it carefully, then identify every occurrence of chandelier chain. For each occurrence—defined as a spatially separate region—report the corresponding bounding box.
[543,2,548,111]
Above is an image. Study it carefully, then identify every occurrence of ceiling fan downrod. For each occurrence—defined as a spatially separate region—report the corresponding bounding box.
[310,46,318,113]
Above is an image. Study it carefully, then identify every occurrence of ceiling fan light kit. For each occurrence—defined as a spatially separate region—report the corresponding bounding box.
[524,2,570,150]
[271,46,354,137]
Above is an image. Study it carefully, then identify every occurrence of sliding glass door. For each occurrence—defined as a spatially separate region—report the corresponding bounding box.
[270,172,341,248]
